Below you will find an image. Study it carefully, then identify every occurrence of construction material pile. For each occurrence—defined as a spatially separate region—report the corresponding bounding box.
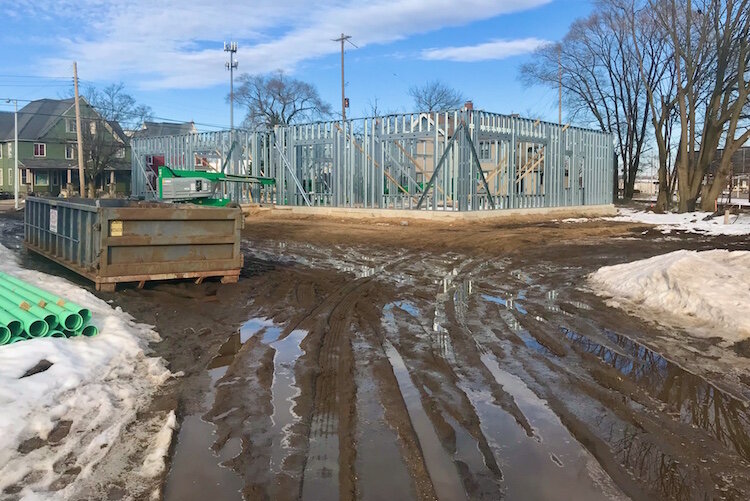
[0,272,97,345]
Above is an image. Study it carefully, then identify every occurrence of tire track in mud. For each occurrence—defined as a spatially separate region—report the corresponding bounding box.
[473,262,750,500]
[354,294,437,501]
[379,258,505,500]
[417,258,626,500]
[294,256,417,501]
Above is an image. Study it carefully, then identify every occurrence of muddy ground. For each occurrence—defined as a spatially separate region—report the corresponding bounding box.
[3,208,750,500]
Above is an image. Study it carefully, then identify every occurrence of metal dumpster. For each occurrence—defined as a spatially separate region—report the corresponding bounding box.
[24,197,243,291]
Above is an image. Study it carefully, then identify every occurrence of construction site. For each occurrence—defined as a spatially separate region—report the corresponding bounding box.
[130,109,615,213]
[0,100,748,501]
[4,0,750,498]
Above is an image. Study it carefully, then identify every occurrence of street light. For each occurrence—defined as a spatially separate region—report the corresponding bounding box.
[5,99,18,210]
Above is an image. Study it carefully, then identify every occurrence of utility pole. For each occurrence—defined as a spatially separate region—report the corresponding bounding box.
[13,99,18,209]
[224,41,238,133]
[332,33,356,129]
[5,99,19,210]
[558,45,562,125]
[224,41,238,187]
[73,62,86,197]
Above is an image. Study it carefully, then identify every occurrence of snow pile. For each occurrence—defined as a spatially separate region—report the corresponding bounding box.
[589,250,750,342]
[605,208,750,235]
[0,244,172,499]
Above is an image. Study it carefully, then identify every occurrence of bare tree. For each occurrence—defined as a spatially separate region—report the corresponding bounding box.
[78,111,128,197]
[520,0,656,199]
[627,2,681,211]
[86,83,153,130]
[408,80,466,111]
[76,84,150,196]
[234,71,332,129]
[650,0,750,211]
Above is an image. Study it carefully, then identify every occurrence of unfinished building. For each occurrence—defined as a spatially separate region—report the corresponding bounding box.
[130,109,614,211]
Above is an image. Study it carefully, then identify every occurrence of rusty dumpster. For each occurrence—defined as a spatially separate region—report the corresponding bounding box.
[24,197,243,291]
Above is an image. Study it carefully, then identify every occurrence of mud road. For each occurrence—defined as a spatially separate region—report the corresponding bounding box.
[3,209,750,500]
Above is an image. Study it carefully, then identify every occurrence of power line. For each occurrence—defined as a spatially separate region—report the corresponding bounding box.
[0,74,72,80]
[0,107,228,131]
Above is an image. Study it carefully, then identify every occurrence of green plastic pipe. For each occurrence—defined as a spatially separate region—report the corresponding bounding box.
[64,329,81,337]
[0,273,91,324]
[0,277,83,331]
[0,305,23,337]
[82,325,98,337]
[0,296,49,338]
[49,330,66,338]
[0,325,11,345]
[0,284,58,330]
[8,336,25,344]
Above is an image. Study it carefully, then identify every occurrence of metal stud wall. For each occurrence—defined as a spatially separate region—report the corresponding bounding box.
[131,110,614,210]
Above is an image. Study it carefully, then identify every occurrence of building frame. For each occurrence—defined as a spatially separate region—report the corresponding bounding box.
[130,109,614,211]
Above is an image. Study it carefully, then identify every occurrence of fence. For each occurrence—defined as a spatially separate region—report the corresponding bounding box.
[131,109,614,211]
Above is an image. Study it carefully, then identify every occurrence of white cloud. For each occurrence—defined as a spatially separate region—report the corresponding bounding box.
[421,38,550,62]
[30,0,551,89]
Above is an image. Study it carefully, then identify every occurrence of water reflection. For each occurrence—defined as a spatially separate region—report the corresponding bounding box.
[561,327,750,462]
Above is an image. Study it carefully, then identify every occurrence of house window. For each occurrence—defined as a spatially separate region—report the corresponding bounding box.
[7,143,12,158]
[0,169,3,186]
[35,172,49,186]
[0,145,2,159]
[115,147,125,159]
[65,144,76,160]
[66,118,77,133]
[21,169,28,184]
[89,122,97,134]
[7,169,11,185]
[34,143,46,157]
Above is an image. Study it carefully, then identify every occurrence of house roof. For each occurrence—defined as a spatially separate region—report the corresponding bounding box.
[0,112,14,139]
[133,121,197,138]
[107,120,129,144]
[20,158,78,171]
[0,98,77,142]
[0,98,131,147]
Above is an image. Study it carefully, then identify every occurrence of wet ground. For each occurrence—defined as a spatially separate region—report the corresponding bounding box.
[2,209,750,500]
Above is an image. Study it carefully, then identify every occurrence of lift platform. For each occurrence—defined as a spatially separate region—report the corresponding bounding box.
[158,166,275,206]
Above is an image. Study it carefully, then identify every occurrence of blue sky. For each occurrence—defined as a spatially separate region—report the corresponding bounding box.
[0,0,593,131]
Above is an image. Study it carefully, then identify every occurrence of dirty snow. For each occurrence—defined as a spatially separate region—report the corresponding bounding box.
[604,208,750,235]
[0,244,172,499]
[141,410,177,479]
[589,249,750,343]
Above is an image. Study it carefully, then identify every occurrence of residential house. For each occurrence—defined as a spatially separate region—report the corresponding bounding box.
[0,98,130,197]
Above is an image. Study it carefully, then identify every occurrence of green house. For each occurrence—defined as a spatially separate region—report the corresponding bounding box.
[0,98,131,197]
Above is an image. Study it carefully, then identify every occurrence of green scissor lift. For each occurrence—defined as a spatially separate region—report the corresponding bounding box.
[158,166,275,206]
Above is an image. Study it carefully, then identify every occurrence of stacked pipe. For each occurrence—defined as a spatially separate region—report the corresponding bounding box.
[0,272,98,345]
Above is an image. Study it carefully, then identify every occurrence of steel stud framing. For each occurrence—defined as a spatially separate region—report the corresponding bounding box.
[131,109,614,211]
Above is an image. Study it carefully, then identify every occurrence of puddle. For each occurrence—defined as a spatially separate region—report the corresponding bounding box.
[442,412,501,497]
[497,310,552,356]
[482,293,528,315]
[268,329,307,473]
[382,338,468,501]
[165,317,299,500]
[562,327,750,461]
[471,352,625,500]
[239,317,278,343]
[164,350,243,501]
[353,340,415,500]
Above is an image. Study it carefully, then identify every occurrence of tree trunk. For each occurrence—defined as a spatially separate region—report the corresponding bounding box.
[654,158,670,213]
[701,172,730,211]
[87,179,96,199]
[623,176,636,199]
